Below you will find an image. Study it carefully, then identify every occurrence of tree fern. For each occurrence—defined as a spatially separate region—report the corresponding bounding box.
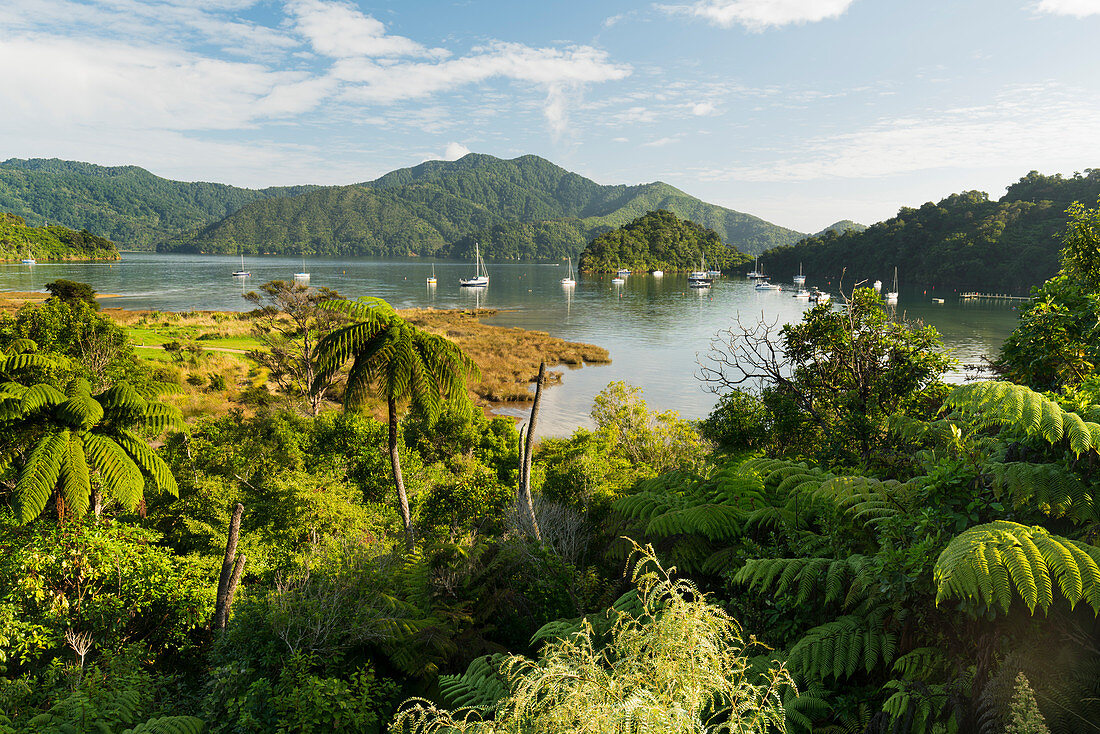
[987,462,1097,524]
[786,615,898,682]
[6,378,182,522]
[946,381,1100,455]
[438,654,511,711]
[934,520,1100,614]
[733,555,874,608]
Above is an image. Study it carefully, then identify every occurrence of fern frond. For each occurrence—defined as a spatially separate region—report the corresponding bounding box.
[947,381,1100,455]
[83,432,145,511]
[934,520,1100,615]
[733,556,872,607]
[787,615,897,681]
[122,716,205,734]
[988,462,1097,524]
[116,429,178,497]
[14,429,68,522]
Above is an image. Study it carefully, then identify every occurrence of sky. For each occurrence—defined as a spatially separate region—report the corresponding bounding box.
[1,0,1099,233]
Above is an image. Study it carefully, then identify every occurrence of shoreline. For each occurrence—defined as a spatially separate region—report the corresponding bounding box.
[1,292,611,415]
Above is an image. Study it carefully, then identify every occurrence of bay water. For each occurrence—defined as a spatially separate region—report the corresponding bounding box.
[0,254,1022,435]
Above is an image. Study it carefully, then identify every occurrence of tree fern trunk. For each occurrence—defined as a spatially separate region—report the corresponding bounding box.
[214,502,243,630]
[390,398,414,551]
[520,362,544,542]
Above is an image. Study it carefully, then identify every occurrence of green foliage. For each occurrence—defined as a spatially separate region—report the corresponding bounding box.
[161,154,803,259]
[0,158,315,250]
[698,390,769,453]
[761,170,1100,293]
[933,520,1100,615]
[0,213,119,262]
[0,518,212,670]
[997,199,1100,390]
[2,377,182,523]
[391,543,795,733]
[577,209,751,273]
[44,280,99,310]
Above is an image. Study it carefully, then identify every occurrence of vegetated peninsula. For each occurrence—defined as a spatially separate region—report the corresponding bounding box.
[0,213,119,262]
[0,154,803,259]
[761,169,1100,293]
[0,158,318,250]
[577,209,751,273]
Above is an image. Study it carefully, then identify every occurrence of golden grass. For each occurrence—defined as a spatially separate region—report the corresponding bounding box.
[1,295,609,418]
[399,308,610,404]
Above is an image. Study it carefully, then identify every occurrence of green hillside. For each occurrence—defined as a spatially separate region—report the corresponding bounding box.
[578,209,751,273]
[0,158,318,250]
[164,154,804,259]
[813,219,866,237]
[760,169,1100,293]
[0,212,119,262]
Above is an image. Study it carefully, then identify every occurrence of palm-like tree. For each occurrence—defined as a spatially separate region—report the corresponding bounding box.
[1,377,183,522]
[314,298,480,549]
[0,338,63,382]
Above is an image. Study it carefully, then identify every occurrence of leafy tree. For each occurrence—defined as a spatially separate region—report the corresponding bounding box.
[700,287,953,463]
[243,280,346,416]
[1,377,182,522]
[44,279,99,310]
[997,199,1100,391]
[578,209,751,273]
[314,297,480,549]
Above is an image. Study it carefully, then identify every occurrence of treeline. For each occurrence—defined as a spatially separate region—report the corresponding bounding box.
[161,154,804,260]
[577,209,751,272]
[0,158,317,250]
[0,212,120,261]
[760,169,1100,293]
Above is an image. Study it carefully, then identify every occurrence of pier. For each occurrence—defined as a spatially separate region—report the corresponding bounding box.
[959,292,1030,301]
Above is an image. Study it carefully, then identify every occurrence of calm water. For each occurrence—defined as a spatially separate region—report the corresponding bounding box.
[0,254,1022,436]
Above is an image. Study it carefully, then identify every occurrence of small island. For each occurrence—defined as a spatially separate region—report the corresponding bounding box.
[0,212,121,262]
[577,209,751,273]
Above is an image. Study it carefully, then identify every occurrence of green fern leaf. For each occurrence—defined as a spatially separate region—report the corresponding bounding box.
[14,429,68,521]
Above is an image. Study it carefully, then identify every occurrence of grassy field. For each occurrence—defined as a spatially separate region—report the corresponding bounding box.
[1,293,611,419]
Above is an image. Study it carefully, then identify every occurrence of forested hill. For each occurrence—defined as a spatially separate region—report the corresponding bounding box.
[813,219,866,237]
[577,209,751,273]
[162,153,805,259]
[0,158,318,250]
[760,169,1100,294]
[0,212,119,261]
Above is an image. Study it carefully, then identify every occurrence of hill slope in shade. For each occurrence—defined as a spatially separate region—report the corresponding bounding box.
[0,212,120,262]
[0,158,319,250]
[760,169,1100,293]
[164,153,805,259]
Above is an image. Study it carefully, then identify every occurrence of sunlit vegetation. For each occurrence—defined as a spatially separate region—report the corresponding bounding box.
[762,169,1100,293]
[3,199,1100,733]
[0,213,119,262]
[578,209,752,273]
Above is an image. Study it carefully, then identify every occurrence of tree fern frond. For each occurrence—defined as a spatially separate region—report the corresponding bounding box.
[14,429,68,521]
[934,520,1100,615]
[947,381,1100,455]
[988,462,1097,524]
[122,716,206,734]
[59,433,90,517]
[787,615,897,681]
[21,383,66,413]
[83,432,145,511]
[116,429,178,497]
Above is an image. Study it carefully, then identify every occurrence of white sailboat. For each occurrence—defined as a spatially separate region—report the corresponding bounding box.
[294,255,309,282]
[689,255,712,287]
[426,262,437,286]
[793,263,806,285]
[21,250,35,265]
[460,242,489,287]
[232,254,250,277]
[747,257,767,279]
[885,267,899,303]
[561,257,576,286]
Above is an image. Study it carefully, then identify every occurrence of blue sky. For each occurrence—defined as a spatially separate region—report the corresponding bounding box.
[1,0,1098,232]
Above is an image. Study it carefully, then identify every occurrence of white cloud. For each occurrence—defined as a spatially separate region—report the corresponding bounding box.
[443,142,472,160]
[661,0,856,30]
[690,101,717,115]
[287,0,448,59]
[643,137,678,147]
[1033,0,1100,16]
[693,85,1100,183]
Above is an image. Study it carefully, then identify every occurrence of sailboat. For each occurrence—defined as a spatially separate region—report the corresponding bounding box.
[561,257,576,286]
[747,257,767,279]
[294,254,309,282]
[427,262,437,286]
[885,267,899,303]
[232,254,250,277]
[460,242,489,287]
[689,255,713,287]
[793,263,806,285]
[21,249,35,265]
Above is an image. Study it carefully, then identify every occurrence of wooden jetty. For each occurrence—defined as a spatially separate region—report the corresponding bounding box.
[959,292,1029,301]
